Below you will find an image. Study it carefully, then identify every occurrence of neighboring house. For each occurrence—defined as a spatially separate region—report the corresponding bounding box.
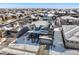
[60,16,79,25]
[62,25,79,49]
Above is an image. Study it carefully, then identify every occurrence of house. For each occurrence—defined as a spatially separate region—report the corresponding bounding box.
[62,25,79,49]
[60,16,79,25]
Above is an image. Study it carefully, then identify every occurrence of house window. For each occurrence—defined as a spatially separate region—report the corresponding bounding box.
[75,42,78,44]
[71,41,74,43]
[66,40,69,42]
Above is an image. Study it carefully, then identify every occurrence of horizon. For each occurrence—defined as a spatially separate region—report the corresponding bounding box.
[0,3,79,8]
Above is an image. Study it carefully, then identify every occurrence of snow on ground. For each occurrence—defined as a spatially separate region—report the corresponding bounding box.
[0,47,35,55]
[8,44,39,53]
[49,27,65,55]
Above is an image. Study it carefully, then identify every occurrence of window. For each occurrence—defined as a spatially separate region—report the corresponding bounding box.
[71,41,74,43]
[75,41,78,44]
[66,40,69,42]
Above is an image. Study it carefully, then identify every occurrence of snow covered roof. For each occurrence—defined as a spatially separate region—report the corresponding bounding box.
[31,21,49,27]
[57,11,66,14]
[61,16,78,20]
[69,10,76,14]
[16,13,22,15]
[8,13,15,16]
[31,15,36,19]
[48,14,54,17]
[40,13,44,16]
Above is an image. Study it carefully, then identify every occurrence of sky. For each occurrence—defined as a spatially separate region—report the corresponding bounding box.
[0,3,79,8]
